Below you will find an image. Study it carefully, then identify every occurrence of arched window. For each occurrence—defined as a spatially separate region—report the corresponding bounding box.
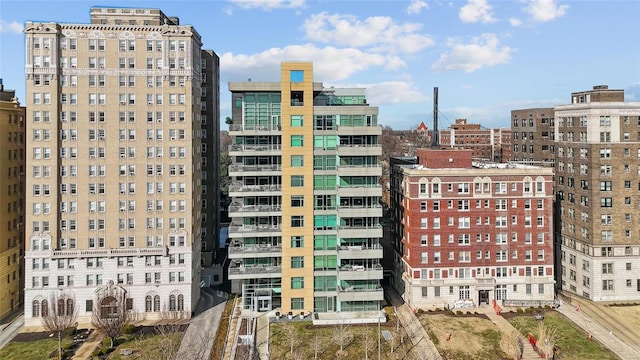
[57,298,66,316]
[32,300,40,317]
[177,294,184,311]
[41,299,48,317]
[145,295,152,312]
[100,296,118,319]
[66,298,74,316]
[169,294,176,311]
[153,295,160,312]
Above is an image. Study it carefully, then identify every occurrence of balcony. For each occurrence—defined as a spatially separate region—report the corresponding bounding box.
[337,185,382,197]
[229,124,281,135]
[228,183,282,197]
[228,204,282,217]
[336,125,381,136]
[228,223,282,237]
[337,286,384,302]
[338,245,383,260]
[228,244,282,259]
[338,264,383,280]
[336,164,382,177]
[228,164,281,176]
[338,225,383,239]
[336,144,382,156]
[47,247,167,259]
[337,204,383,218]
[228,264,281,280]
[229,144,281,156]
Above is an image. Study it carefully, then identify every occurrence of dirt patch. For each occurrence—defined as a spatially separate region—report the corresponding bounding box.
[419,313,504,360]
[604,304,640,331]
[11,331,52,342]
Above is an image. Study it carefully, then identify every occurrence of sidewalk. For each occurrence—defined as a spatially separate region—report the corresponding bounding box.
[555,299,640,360]
[482,309,539,360]
[176,289,228,360]
[0,314,23,350]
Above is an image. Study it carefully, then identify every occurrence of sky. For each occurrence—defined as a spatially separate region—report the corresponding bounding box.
[1,0,639,130]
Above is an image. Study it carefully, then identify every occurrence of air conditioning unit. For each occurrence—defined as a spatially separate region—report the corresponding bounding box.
[71,65,76,68]
[155,280,161,284]
[89,190,95,194]
[146,262,152,266]
[127,264,133,267]
[147,207,153,211]
[68,265,74,269]
[157,119,162,122]
[99,136,105,140]
[99,65,104,69]
[129,172,135,176]
[61,209,66,213]
[148,101,153,105]
[44,45,49,49]
[120,47,126,51]
[71,84,76,87]
[120,101,126,105]
[180,84,184,87]
[170,137,176,141]
[120,190,125,194]
[148,84,153,87]
[35,65,40,67]
[120,154,126,158]
[61,227,67,231]
[127,280,133,285]
[120,207,125,212]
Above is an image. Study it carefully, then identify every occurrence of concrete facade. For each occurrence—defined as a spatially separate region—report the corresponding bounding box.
[0,82,26,321]
[23,7,217,326]
[227,62,383,315]
[391,149,555,309]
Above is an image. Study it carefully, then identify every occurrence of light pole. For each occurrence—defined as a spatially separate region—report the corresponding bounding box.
[378,315,381,360]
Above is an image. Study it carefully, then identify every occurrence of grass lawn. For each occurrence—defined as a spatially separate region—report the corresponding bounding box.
[269,313,413,359]
[105,330,184,360]
[0,337,73,360]
[418,311,506,360]
[507,311,619,360]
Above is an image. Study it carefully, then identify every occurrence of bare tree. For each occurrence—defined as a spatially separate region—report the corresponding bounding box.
[281,322,299,358]
[91,284,130,348]
[311,331,325,360]
[500,330,523,360]
[332,320,353,358]
[42,291,78,360]
[536,322,557,360]
[362,327,375,360]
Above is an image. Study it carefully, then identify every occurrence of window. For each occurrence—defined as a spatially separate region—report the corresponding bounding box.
[291,256,304,268]
[291,155,304,167]
[291,175,304,187]
[291,236,304,248]
[291,297,304,310]
[291,135,304,147]
[290,115,303,127]
[291,277,304,289]
[290,70,304,82]
[602,280,614,291]
[291,195,304,207]
[291,216,304,227]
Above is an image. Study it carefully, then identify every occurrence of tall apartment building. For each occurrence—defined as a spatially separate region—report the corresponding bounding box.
[390,149,555,309]
[200,50,221,268]
[0,81,26,321]
[439,119,512,163]
[23,7,217,326]
[227,62,383,315]
[511,108,555,167]
[554,85,640,301]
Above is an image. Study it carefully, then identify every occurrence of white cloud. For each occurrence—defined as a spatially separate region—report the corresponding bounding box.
[363,81,429,105]
[407,0,429,14]
[227,0,305,11]
[509,17,523,26]
[524,0,568,22]
[302,12,434,54]
[459,0,496,23]
[220,44,406,82]
[431,33,513,73]
[0,20,23,33]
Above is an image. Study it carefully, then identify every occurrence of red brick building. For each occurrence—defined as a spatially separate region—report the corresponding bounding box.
[390,149,554,309]
[439,119,513,163]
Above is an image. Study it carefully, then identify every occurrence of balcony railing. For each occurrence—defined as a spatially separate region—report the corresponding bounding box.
[338,264,382,271]
[229,124,281,132]
[228,223,282,233]
[228,244,282,254]
[228,183,282,193]
[228,204,282,213]
[229,265,281,275]
[47,247,167,259]
[229,144,282,152]
[229,164,281,172]
[338,224,382,231]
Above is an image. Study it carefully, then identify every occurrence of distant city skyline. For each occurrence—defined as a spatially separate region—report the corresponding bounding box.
[1,0,639,129]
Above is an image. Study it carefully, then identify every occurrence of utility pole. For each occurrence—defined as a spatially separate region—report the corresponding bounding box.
[378,315,381,360]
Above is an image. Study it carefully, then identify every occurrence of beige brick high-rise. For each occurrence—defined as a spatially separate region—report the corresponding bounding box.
[555,86,640,302]
[0,82,26,321]
[23,7,216,326]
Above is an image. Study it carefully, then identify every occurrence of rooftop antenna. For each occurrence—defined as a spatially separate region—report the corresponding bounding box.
[431,87,439,147]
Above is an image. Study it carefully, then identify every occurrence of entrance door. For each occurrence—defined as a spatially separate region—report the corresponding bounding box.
[257,297,272,311]
[479,290,489,304]
[496,285,507,301]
